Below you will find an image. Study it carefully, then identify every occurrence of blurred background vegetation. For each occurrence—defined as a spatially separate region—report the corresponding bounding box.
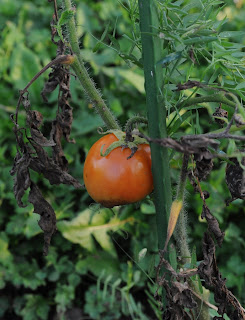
[0,0,245,319]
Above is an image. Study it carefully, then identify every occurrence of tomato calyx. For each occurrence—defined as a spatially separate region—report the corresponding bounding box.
[99,129,148,158]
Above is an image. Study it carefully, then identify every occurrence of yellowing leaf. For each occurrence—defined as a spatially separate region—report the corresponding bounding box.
[57,208,134,256]
[164,200,183,251]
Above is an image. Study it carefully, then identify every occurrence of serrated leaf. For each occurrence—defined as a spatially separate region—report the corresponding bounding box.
[58,9,75,26]
[57,208,135,256]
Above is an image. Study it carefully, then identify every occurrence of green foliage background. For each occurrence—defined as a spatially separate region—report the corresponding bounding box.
[0,0,245,319]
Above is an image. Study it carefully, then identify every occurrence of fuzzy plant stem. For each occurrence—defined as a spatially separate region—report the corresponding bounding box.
[174,154,191,264]
[138,0,172,251]
[125,116,148,142]
[62,0,120,130]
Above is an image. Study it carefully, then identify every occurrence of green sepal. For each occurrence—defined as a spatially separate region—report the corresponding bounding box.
[99,129,149,157]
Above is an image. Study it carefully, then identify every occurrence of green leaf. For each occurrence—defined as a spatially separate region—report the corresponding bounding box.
[168,111,192,135]
[0,296,9,317]
[140,202,156,214]
[157,52,182,67]
[10,43,42,103]
[75,251,120,277]
[57,208,135,255]
[20,295,50,320]
[24,213,42,239]
[183,36,217,45]
[219,31,245,38]
[102,67,145,93]
[58,9,75,26]
[235,82,245,90]
[0,232,12,266]
[169,245,177,271]
[93,21,111,52]
[108,34,120,51]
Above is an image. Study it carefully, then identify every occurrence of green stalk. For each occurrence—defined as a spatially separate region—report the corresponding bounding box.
[174,154,190,264]
[177,93,236,109]
[62,0,120,130]
[138,0,172,250]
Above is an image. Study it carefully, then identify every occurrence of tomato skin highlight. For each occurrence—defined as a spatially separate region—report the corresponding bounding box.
[83,134,153,207]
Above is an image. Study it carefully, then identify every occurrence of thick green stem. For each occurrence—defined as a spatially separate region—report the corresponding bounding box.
[138,0,172,251]
[62,0,120,130]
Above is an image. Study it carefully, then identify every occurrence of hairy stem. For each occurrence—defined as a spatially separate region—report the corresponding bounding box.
[174,154,191,264]
[62,0,120,130]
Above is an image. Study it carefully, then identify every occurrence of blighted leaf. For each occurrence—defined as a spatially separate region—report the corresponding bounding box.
[56,101,74,144]
[226,157,245,204]
[201,205,225,247]
[41,65,65,102]
[10,152,31,208]
[28,182,56,256]
[172,282,197,309]
[27,110,43,128]
[30,128,56,147]
[29,142,81,188]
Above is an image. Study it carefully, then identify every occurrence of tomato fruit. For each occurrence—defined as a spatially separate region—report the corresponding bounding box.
[83,133,153,207]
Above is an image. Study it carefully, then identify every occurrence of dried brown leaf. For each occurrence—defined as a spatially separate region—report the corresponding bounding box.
[10,152,31,207]
[29,142,81,188]
[201,205,225,247]
[28,182,56,256]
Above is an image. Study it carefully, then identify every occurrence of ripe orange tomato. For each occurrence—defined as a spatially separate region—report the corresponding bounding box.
[83,133,153,208]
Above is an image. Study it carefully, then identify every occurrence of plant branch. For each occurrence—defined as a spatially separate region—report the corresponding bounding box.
[62,0,120,130]
[177,92,237,110]
[174,154,191,264]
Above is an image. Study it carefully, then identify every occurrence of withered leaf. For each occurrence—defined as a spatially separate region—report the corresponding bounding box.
[57,103,75,143]
[30,128,56,147]
[28,182,56,256]
[10,152,31,207]
[198,232,217,285]
[201,205,225,247]
[226,158,245,204]
[29,142,81,188]
[27,110,43,128]
[51,121,69,171]
[172,282,197,309]
[41,65,65,102]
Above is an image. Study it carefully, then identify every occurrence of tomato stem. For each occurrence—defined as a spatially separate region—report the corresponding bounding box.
[62,0,121,131]
[174,154,190,264]
[125,116,148,142]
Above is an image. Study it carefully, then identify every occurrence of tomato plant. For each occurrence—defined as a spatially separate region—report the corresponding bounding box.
[83,133,153,207]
